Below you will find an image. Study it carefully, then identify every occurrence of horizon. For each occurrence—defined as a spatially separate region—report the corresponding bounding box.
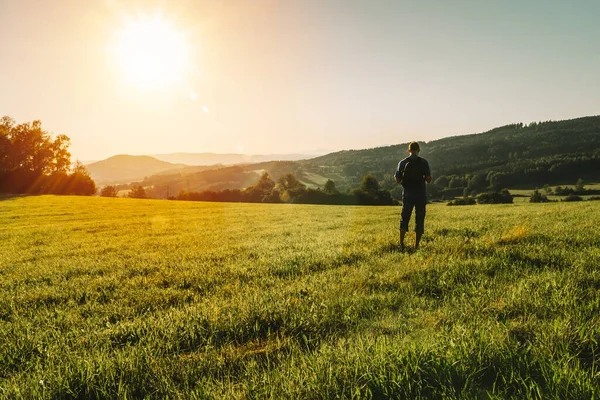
[2,0,599,161]
[83,113,600,164]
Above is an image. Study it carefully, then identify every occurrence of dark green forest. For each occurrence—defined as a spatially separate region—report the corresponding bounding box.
[302,116,600,197]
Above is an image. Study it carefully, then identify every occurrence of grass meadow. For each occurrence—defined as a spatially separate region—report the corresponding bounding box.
[1,196,600,398]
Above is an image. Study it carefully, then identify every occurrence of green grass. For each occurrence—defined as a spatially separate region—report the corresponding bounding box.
[1,196,600,398]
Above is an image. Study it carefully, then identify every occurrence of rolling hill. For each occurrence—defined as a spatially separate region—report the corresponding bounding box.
[300,115,600,196]
[132,115,600,199]
[86,152,320,186]
[85,155,187,185]
[151,152,316,165]
[305,115,600,179]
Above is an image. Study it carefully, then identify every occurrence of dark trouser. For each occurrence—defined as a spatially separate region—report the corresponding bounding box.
[400,201,426,233]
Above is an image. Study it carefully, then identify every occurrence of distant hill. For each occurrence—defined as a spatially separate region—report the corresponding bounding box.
[151,152,315,166]
[85,155,187,185]
[298,115,600,199]
[87,152,318,186]
[132,161,304,198]
[135,115,600,200]
[302,115,600,185]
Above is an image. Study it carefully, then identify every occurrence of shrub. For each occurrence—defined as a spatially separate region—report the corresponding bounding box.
[588,196,600,201]
[563,194,583,202]
[477,190,513,204]
[530,189,549,203]
[66,170,97,195]
[100,186,118,197]
[323,179,339,195]
[354,188,396,205]
[554,186,574,196]
[353,174,396,205]
[447,197,476,206]
[128,185,147,199]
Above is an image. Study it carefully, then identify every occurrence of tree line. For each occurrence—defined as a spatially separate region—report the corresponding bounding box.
[0,116,96,195]
[155,172,396,205]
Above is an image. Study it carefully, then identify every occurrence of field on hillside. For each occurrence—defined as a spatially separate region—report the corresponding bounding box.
[1,196,600,398]
[510,182,600,202]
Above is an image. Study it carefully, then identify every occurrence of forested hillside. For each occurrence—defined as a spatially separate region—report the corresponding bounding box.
[129,116,600,200]
[303,116,600,196]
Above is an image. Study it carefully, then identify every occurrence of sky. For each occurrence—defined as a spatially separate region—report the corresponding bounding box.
[1,0,599,161]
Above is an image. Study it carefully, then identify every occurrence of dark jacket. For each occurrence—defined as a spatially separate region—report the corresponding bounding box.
[396,154,430,204]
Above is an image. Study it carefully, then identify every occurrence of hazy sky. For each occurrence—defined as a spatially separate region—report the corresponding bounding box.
[1,0,599,161]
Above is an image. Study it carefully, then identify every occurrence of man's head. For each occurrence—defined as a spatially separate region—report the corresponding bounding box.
[408,142,420,155]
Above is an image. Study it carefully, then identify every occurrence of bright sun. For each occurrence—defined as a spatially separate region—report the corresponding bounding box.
[115,14,189,89]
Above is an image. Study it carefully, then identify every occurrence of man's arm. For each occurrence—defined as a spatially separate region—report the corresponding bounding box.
[394,160,404,184]
[424,160,432,183]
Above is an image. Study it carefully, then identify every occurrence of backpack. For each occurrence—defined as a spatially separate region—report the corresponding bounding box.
[401,157,424,188]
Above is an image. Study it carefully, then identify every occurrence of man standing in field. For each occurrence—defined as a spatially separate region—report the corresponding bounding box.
[395,142,432,250]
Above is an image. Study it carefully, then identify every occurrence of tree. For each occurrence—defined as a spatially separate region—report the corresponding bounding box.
[354,174,395,205]
[360,174,380,194]
[101,185,118,197]
[0,116,73,194]
[276,173,304,191]
[467,174,485,191]
[262,189,282,203]
[434,176,450,187]
[448,176,466,188]
[68,161,97,195]
[488,172,509,191]
[554,186,573,196]
[5,119,70,174]
[323,179,339,195]
[243,172,277,202]
[256,172,275,192]
[575,178,585,193]
[0,117,12,170]
[530,189,549,203]
[128,185,147,199]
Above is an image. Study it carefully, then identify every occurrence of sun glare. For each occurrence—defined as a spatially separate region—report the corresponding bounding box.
[115,14,189,89]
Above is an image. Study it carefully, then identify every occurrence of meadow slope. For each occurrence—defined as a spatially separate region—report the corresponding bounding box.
[1,196,600,398]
